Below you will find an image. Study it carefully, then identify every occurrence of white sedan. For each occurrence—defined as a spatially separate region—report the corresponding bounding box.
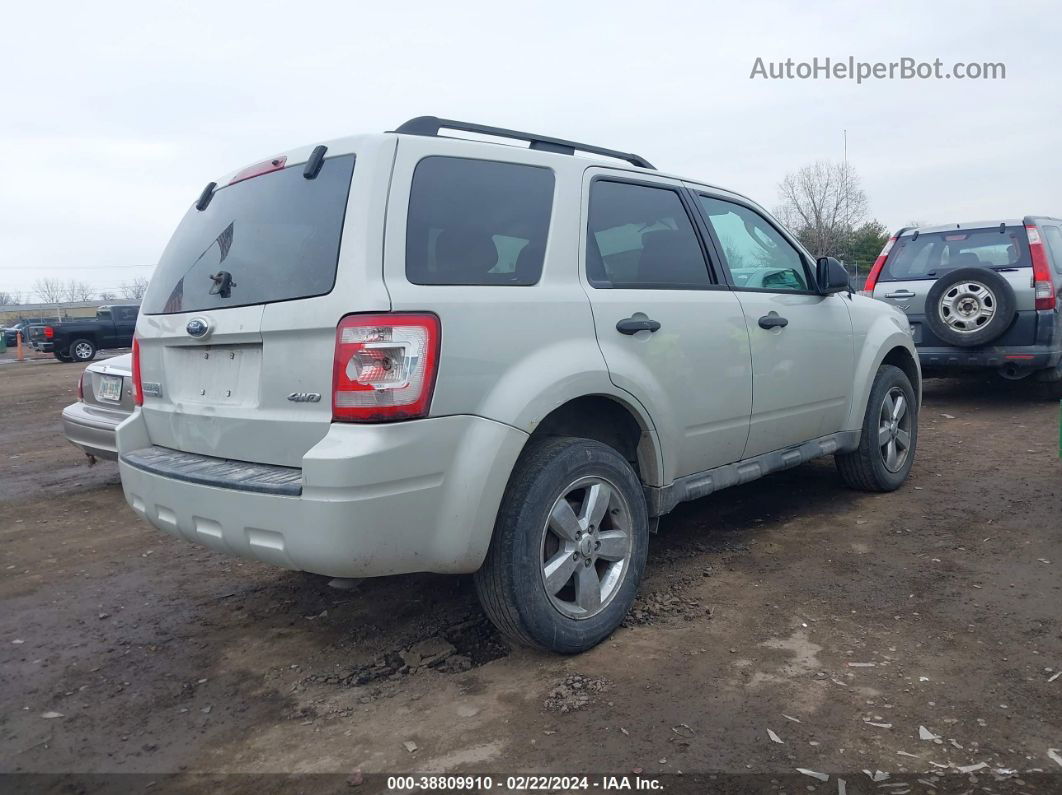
[62,353,133,461]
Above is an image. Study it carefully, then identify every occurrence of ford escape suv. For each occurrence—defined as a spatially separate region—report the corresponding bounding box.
[118,117,921,653]
[864,218,1062,393]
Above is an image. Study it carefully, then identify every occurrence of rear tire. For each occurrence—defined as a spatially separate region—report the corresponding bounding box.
[474,437,649,654]
[69,339,97,362]
[1033,362,1062,398]
[53,351,72,362]
[836,364,918,492]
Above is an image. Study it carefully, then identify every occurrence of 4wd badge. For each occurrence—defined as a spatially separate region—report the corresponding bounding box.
[287,392,322,403]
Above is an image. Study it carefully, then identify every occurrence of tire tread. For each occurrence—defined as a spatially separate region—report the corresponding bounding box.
[474,437,578,651]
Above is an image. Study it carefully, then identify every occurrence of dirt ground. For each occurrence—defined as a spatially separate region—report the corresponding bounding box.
[1,356,1060,792]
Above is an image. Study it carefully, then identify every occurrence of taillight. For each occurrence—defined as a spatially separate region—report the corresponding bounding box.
[77,371,85,401]
[131,337,143,406]
[1026,225,1056,311]
[860,235,897,296]
[332,313,440,422]
[44,326,54,339]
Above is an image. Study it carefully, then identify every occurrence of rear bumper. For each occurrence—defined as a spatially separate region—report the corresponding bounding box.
[116,412,528,578]
[32,342,54,352]
[915,309,1061,371]
[918,345,1062,372]
[62,402,127,460]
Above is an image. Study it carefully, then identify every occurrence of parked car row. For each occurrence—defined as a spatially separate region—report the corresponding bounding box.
[56,118,1054,654]
[30,304,138,362]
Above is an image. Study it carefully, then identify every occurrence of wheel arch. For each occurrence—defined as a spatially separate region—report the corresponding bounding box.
[880,345,921,401]
[526,394,663,488]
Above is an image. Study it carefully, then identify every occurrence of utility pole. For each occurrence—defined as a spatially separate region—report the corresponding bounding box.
[843,129,851,274]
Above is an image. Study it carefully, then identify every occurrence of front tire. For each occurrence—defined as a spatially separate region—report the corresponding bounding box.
[836,364,918,492]
[69,339,97,362]
[475,437,649,654]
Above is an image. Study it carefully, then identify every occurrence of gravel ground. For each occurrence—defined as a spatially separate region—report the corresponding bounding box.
[1,359,1060,793]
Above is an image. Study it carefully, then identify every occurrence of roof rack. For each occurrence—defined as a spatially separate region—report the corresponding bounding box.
[392,116,655,170]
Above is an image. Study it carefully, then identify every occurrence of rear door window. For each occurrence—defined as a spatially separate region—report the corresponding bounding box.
[1041,225,1062,275]
[141,155,356,315]
[586,180,712,289]
[880,226,1030,282]
[405,157,555,286]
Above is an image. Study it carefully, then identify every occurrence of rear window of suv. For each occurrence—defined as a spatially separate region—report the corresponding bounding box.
[880,226,1030,282]
[405,157,555,286]
[141,155,355,315]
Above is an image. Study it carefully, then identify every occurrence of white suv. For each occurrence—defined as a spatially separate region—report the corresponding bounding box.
[118,117,920,653]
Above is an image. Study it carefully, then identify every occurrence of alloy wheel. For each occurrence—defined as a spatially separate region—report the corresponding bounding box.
[878,386,912,472]
[539,476,633,619]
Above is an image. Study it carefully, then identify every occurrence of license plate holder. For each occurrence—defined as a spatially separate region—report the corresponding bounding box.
[97,374,123,402]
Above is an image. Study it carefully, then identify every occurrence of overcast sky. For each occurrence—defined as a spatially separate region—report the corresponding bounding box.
[1,0,1059,302]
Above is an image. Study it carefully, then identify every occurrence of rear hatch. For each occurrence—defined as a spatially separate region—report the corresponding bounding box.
[873,225,1037,346]
[134,139,393,467]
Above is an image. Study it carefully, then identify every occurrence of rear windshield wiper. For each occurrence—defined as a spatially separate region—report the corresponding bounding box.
[209,270,237,298]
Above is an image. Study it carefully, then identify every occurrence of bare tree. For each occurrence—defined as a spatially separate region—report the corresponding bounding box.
[120,277,150,301]
[99,290,117,301]
[776,160,868,259]
[64,279,97,302]
[0,290,21,305]
[34,277,66,304]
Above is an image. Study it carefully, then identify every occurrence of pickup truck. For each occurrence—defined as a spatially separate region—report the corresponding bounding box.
[30,305,139,362]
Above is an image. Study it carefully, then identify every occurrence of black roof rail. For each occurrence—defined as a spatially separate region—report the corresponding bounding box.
[391,116,655,170]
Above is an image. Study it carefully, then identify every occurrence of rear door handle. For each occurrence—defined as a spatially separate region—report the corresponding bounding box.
[884,290,916,298]
[616,317,661,335]
[758,314,788,330]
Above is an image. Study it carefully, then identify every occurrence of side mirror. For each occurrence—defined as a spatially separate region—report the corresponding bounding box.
[816,257,851,294]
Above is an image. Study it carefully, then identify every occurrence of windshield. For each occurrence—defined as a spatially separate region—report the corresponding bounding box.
[142,154,355,315]
[880,226,1030,282]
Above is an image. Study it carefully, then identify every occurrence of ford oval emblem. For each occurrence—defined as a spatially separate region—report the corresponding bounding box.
[186,318,210,338]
